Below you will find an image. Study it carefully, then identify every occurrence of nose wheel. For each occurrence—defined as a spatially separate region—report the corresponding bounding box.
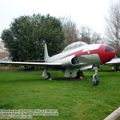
[92,74,99,86]
[92,66,100,86]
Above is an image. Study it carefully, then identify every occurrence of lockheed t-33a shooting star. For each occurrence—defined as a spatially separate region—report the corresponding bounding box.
[0,41,115,86]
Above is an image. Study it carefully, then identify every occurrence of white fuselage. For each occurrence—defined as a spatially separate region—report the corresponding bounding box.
[47,44,101,65]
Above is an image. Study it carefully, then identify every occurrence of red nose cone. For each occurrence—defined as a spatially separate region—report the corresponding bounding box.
[99,45,116,63]
[103,50,115,62]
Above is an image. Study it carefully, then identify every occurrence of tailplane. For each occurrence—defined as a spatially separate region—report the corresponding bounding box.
[44,43,50,62]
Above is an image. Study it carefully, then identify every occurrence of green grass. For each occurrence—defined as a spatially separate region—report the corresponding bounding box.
[0,70,120,120]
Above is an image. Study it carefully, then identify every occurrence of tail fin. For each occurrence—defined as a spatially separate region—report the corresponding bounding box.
[44,43,50,62]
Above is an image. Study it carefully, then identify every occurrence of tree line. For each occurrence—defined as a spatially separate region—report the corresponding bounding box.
[1,14,102,61]
[1,14,64,61]
[1,0,120,61]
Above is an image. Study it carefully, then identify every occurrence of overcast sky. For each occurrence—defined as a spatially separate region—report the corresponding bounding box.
[0,0,112,37]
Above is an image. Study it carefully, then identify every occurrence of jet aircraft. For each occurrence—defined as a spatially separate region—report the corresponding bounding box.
[0,41,115,85]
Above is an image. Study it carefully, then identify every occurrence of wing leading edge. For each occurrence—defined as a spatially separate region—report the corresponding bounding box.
[0,61,62,67]
[106,58,120,65]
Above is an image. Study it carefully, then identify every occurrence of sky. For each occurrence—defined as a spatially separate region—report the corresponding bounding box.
[0,0,112,37]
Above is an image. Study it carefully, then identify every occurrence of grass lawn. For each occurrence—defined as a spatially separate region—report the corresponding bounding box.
[0,69,120,120]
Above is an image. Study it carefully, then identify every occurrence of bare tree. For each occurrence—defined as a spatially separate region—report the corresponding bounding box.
[79,26,101,44]
[91,32,101,44]
[105,1,120,56]
[61,18,101,46]
[79,27,91,44]
[61,18,79,46]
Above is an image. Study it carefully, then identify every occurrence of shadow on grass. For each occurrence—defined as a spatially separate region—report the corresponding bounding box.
[0,78,41,84]
[51,77,86,81]
[0,77,90,86]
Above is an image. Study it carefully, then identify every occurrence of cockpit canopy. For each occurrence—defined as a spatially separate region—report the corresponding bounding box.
[63,41,88,52]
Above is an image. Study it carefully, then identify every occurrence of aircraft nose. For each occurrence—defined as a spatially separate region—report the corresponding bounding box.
[99,45,116,63]
[104,45,116,62]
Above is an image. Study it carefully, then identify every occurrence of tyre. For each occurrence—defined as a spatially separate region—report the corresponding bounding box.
[92,75,100,86]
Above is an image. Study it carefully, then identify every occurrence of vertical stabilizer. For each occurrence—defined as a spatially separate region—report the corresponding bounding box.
[44,43,50,62]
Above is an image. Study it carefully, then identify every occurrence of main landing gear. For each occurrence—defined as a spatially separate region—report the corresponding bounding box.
[42,69,52,80]
[76,70,84,79]
[42,68,100,86]
[92,66,100,86]
[64,69,84,79]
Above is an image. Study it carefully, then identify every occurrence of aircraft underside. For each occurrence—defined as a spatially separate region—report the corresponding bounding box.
[42,67,99,86]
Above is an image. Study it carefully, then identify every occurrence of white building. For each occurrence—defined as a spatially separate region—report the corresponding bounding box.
[0,39,9,59]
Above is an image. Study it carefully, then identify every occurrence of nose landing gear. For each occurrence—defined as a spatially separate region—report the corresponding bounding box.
[92,66,100,86]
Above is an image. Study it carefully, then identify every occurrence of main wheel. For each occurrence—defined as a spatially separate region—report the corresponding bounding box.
[76,70,84,79]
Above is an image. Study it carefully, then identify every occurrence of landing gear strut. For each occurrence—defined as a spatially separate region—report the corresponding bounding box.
[42,69,52,80]
[76,70,84,79]
[92,66,99,86]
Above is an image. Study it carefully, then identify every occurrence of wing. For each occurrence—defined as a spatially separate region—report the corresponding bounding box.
[0,54,99,70]
[80,65,93,70]
[106,58,120,65]
[0,61,62,68]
